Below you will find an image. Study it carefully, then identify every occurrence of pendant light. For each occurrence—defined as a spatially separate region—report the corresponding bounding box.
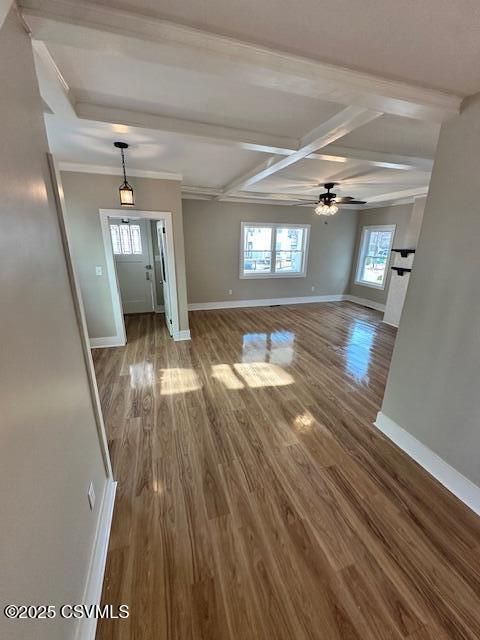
[114,141,134,206]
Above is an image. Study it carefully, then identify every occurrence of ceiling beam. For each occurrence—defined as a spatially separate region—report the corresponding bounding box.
[74,102,298,155]
[68,100,437,173]
[309,145,434,171]
[218,106,382,199]
[20,0,461,122]
[31,40,76,117]
[365,186,428,204]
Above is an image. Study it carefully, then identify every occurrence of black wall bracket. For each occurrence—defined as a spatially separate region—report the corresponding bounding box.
[391,266,412,276]
[392,248,416,258]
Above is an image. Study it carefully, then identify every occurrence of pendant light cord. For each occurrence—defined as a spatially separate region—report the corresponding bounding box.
[121,148,127,183]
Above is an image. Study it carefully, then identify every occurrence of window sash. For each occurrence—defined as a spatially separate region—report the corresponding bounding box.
[240,223,309,278]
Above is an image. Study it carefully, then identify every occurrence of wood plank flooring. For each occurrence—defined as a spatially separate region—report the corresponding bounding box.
[93,302,480,640]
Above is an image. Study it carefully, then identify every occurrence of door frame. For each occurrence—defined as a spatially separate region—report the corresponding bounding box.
[99,209,180,344]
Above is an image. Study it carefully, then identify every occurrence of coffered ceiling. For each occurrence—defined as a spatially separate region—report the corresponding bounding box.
[20,0,472,208]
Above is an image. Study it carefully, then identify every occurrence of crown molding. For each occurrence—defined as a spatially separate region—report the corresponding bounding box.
[58,162,182,181]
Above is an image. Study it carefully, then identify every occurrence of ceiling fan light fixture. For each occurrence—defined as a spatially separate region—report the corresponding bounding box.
[315,202,338,216]
[114,141,135,207]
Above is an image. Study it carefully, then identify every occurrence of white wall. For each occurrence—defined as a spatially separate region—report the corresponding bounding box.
[380,92,480,488]
[0,10,108,639]
[183,199,358,303]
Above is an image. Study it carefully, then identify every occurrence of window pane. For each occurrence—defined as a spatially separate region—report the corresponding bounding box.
[275,227,304,252]
[275,250,304,273]
[119,224,132,254]
[110,225,121,254]
[361,256,387,285]
[243,226,272,251]
[368,230,392,258]
[243,251,272,274]
[130,224,142,254]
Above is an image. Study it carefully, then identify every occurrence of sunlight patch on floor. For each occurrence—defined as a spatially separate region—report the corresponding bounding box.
[211,364,244,389]
[160,368,202,395]
[233,362,294,388]
[129,362,154,389]
[293,411,314,433]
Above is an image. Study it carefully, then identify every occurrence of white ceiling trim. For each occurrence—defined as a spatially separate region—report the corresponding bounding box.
[20,0,461,121]
[58,162,182,181]
[218,106,382,198]
[74,102,298,155]
[315,145,434,172]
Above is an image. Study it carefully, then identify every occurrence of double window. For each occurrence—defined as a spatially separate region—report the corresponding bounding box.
[240,222,310,278]
[355,224,396,289]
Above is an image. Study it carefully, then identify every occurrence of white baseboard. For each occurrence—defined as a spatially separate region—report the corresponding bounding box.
[187,294,344,311]
[76,479,117,640]
[154,305,165,314]
[174,329,191,341]
[374,412,480,516]
[345,295,386,312]
[90,336,126,348]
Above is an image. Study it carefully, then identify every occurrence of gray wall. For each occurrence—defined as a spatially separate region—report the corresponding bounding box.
[183,199,358,303]
[381,92,480,486]
[349,204,412,306]
[61,172,189,338]
[0,10,108,639]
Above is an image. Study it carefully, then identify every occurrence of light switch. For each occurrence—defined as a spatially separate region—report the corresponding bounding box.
[95,266,103,276]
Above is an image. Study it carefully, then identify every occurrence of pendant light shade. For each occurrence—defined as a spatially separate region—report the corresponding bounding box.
[114,141,135,206]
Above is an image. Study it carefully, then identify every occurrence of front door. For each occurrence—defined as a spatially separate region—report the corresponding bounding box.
[109,218,154,314]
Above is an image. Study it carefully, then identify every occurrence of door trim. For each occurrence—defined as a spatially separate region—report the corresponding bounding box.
[99,209,180,344]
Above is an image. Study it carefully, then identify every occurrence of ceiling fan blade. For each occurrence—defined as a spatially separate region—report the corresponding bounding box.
[338,199,366,205]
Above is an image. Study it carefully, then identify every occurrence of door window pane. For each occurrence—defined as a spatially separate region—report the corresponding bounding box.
[110,225,121,254]
[130,225,142,254]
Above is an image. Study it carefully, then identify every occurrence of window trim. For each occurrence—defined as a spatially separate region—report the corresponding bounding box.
[239,221,310,279]
[355,224,396,290]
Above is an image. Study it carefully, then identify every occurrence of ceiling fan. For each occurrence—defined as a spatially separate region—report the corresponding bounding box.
[296,183,366,216]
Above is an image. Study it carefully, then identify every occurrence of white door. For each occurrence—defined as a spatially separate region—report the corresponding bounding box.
[156,220,174,336]
[109,218,154,314]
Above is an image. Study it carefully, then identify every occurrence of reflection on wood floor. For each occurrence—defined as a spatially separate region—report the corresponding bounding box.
[93,302,480,640]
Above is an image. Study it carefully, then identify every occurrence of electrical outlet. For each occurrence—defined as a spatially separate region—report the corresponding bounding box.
[228,289,233,295]
[95,266,103,276]
[87,482,95,511]
[311,286,315,292]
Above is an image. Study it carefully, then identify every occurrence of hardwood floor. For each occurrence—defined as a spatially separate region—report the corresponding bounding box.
[93,302,480,640]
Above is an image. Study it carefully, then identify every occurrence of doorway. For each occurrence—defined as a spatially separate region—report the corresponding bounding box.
[100,209,179,343]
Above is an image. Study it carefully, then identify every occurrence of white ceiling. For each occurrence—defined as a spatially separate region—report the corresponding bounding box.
[91,0,480,95]
[20,0,461,209]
